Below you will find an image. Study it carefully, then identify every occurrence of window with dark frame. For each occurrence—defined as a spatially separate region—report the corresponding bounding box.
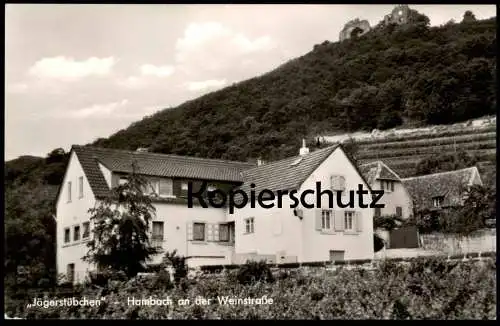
[321,210,332,230]
[82,222,90,239]
[193,222,205,241]
[219,223,230,242]
[67,264,75,283]
[78,176,84,198]
[344,211,354,231]
[67,181,72,202]
[64,228,70,243]
[73,225,80,241]
[245,218,254,234]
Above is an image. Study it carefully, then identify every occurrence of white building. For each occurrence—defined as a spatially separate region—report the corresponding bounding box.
[359,161,413,220]
[55,142,374,283]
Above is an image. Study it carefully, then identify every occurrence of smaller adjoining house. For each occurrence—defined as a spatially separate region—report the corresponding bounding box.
[359,160,413,220]
[359,161,415,249]
[401,166,483,214]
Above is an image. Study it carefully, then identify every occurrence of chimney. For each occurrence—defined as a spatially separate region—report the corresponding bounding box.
[299,139,309,156]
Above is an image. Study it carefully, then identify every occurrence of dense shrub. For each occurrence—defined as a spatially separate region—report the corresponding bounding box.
[236,260,275,285]
[5,257,495,319]
[162,250,188,286]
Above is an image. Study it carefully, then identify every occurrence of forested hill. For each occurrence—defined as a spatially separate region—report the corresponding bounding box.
[91,12,496,162]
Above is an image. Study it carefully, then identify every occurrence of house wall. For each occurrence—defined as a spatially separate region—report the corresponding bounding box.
[374,180,413,219]
[150,202,233,267]
[56,151,96,283]
[300,148,374,262]
[230,196,303,264]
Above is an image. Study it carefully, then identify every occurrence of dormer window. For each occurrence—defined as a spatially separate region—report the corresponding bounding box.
[433,196,444,208]
[381,180,395,192]
[159,178,173,197]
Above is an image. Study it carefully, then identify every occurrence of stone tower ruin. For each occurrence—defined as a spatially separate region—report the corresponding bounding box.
[339,18,371,42]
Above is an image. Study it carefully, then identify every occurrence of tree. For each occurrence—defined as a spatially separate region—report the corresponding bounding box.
[342,137,360,166]
[462,10,476,23]
[83,162,160,278]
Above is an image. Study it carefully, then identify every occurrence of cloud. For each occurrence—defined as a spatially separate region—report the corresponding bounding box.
[70,99,129,118]
[6,83,28,94]
[140,64,175,77]
[117,76,147,89]
[175,22,278,78]
[28,56,116,80]
[186,79,227,91]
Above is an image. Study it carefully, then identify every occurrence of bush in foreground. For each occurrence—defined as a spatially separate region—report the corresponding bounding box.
[4,258,496,320]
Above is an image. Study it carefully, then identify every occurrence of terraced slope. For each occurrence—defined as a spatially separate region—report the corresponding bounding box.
[328,124,496,179]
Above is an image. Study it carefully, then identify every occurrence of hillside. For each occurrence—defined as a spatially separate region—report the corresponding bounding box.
[91,12,496,162]
[322,116,496,182]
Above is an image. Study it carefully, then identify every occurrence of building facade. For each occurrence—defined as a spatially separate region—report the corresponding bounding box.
[359,161,413,220]
[56,143,375,283]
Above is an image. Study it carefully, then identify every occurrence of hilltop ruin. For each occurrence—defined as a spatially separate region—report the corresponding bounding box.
[339,4,411,42]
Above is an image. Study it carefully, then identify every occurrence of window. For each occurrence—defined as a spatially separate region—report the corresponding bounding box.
[374,207,381,217]
[67,181,72,202]
[82,222,90,239]
[396,206,403,217]
[193,223,206,241]
[219,223,230,242]
[64,228,70,243]
[73,225,80,241]
[382,180,395,192]
[433,196,444,208]
[181,182,189,191]
[159,179,173,197]
[321,210,332,230]
[245,218,255,234]
[78,176,84,198]
[67,264,75,283]
[152,221,164,247]
[344,211,355,231]
[119,177,128,185]
[329,250,345,262]
[330,175,346,191]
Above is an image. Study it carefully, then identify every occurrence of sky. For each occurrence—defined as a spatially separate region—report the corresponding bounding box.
[5,4,497,161]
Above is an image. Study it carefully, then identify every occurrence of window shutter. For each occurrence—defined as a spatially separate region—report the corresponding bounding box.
[315,209,322,231]
[187,222,193,241]
[213,224,219,241]
[355,212,363,232]
[334,211,344,231]
[205,223,211,241]
[339,176,346,191]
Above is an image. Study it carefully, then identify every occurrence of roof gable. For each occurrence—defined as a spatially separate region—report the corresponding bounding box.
[359,160,401,185]
[238,145,339,194]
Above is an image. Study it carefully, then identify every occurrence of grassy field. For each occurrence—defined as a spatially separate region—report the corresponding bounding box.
[5,257,496,320]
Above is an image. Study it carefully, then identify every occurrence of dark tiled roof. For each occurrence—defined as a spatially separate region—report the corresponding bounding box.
[73,145,255,199]
[359,161,401,185]
[401,167,481,212]
[238,145,339,194]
